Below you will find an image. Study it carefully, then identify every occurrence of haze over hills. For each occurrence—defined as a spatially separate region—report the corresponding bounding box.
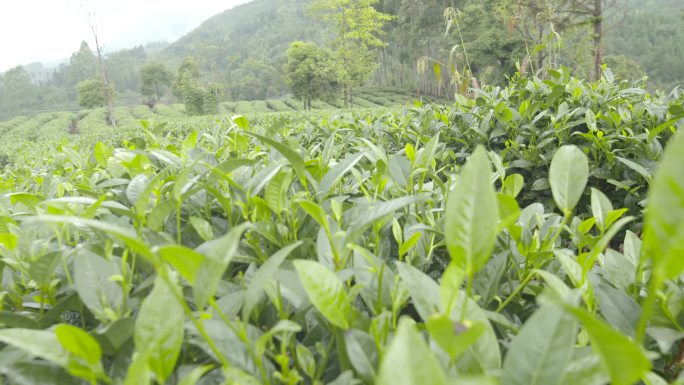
[0,0,683,120]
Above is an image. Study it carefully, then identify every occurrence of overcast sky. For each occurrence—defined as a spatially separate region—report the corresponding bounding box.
[0,0,253,72]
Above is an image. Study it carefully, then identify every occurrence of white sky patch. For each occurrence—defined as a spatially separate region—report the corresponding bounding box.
[0,0,253,72]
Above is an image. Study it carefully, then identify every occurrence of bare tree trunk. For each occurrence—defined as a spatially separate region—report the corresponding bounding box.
[593,0,603,81]
[88,13,116,127]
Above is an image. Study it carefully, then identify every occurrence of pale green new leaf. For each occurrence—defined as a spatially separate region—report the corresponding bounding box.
[156,245,205,286]
[293,259,351,329]
[377,317,449,385]
[445,146,499,276]
[643,132,684,279]
[55,324,102,366]
[549,145,589,214]
[591,188,613,232]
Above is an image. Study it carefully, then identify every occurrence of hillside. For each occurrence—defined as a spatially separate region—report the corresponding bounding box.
[1,0,683,121]
[161,0,323,100]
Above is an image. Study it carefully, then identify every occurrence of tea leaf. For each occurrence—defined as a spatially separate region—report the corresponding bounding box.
[377,317,449,385]
[194,222,251,310]
[502,304,575,385]
[445,146,499,277]
[243,241,303,320]
[549,146,589,214]
[564,305,651,385]
[135,275,184,384]
[293,259,351,329]
[643,132,684,279]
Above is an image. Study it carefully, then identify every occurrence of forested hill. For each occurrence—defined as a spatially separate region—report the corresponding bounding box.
[161,0,684,98]
[160,0,324,100]
[0,0,683,120]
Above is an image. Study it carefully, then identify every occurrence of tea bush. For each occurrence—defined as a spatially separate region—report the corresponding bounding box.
[0,71,682,385]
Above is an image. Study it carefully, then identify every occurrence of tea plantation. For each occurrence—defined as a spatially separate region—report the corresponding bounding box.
[0,72,683,385]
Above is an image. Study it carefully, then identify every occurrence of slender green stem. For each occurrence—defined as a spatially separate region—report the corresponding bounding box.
[158,271,230,368]
[497,273,535,313]
[176,203,182,244]
[209,299,271,385]
[460,276,473,322]
[636,271,663,344]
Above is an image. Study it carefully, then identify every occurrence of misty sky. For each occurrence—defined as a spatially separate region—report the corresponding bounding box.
[0,0,253,72]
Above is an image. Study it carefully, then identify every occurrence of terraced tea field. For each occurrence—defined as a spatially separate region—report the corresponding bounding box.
[0,74,683,385]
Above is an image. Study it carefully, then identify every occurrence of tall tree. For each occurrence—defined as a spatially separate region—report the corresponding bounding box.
[561,0,621,81]
[172,57,218,116]
[310,0,392,106]
[140,62,173,107]
[82,2,116,126]
[173,57,201,100]
[0,66,38,119]
[284,41,340,110]
[66,41,98,87]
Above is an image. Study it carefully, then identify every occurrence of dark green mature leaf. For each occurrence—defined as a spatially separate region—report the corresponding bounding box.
[344,329,377,383]
[73,249,124,322]
[377,317,449,385]
[346,195,422,244]
[29,251,61,288]
[189,216,213,241]
[0,312,40,329]
[135,275,184,384]
[26,215,156,262]
[445,146,499,277]
[502,304,575,385]
[564,306,650,385]
[318,152,366,197]
[596,284,641,338]
[194,222,251,310]
[396,262,440,321]
[397,262,501,373]
[0,329,67,366]
[643,132,684,279]
[244,131,309,188]
[293,259,351,329]
[243,241,303,320]
[549,145,589,214]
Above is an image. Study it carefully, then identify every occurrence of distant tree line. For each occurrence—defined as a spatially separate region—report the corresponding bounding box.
[0,0,681,120]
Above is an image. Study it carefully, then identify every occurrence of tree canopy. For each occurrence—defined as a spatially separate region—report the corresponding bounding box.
[284,41,340,109]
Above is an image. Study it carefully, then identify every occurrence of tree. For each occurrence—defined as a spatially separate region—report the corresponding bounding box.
[140,62,173,107]
[284,41,340,110]
[173,57,201,100]
[603,55,645,81]
[203,83,222,115]
[310,0,392,106]
[0,66,38,119]
[66,41,98,87]
[77,77,113,109]
[172,57,220,116]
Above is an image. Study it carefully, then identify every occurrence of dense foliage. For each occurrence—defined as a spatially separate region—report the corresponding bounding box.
[0,71,683,384]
